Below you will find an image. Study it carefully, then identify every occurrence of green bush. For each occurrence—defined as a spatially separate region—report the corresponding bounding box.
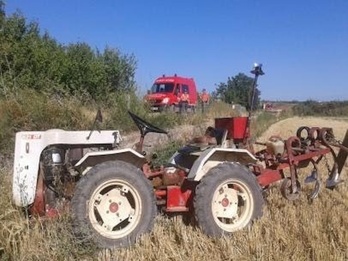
[292,100,348,116]
[0,89,90,155]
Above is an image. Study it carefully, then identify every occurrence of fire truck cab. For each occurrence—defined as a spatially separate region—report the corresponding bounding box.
[145,74,198,112]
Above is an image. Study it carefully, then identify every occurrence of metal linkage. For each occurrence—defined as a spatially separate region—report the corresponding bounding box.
[257,126,347,200]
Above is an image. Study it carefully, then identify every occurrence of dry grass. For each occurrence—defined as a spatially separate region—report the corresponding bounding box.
[1,116,348,260]
[109,185,348,261]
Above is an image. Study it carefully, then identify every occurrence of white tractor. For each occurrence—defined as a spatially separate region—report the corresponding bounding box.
[13,106,264,248]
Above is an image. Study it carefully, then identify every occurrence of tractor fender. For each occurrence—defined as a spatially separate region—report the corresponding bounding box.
[187,148,257,181]
[74,148,147,174]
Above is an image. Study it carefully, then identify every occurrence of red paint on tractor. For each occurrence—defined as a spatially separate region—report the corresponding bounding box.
[215,117,249,140]
[257,169,283,187]
[30,171,46,216]
[166,186,192,212]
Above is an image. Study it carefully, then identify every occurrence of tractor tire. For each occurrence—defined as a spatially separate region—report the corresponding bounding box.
[71,160,156,249]
[194,162,264,236]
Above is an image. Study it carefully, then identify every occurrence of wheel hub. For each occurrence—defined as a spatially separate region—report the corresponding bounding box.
[213,184,239,219]
[94,187,135,230]
[109,202,119,213]
[221,197,229,207]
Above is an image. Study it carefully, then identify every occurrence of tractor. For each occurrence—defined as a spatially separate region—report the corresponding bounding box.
[12,64,347,248]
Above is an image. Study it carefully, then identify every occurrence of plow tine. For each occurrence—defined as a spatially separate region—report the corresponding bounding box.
[336,130,348,174]
[305,169,318,184]
[308,180,320,200]
[326,163,343,189]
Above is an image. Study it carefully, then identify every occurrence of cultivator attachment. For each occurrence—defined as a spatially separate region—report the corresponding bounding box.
[255,127,348,200]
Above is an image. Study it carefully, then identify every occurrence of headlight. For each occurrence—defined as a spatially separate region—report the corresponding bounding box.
[162,98,169,104]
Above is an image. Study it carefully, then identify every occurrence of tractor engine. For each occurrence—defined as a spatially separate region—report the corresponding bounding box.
[38,146,77,215]
[41,147,66,186]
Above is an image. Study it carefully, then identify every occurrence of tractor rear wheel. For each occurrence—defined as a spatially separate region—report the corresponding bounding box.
[194,162,264,236]
[71,160,156,248]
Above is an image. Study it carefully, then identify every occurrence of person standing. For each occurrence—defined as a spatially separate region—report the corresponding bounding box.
[200,88,210,113]
[178,90,190,114]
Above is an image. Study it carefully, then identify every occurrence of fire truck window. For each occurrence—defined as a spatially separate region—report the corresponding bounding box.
[182,85,189,93]
[159,84,165,92]
[175,84,180,95]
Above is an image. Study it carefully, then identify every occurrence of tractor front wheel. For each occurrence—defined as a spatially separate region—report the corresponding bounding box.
[194,162,264,236]
[71,160,156,248]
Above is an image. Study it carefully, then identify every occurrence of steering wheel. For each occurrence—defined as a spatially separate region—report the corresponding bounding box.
[128,111,168,137]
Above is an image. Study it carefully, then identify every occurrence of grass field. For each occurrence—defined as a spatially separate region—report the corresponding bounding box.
[1,116,348,261]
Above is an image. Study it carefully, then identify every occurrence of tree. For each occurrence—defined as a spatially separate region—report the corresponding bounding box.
[0,1,4,24]
[0,7,137,101]
[100,47,137,93]
[215,73,261,110]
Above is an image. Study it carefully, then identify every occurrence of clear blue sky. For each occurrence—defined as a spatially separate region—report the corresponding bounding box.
[5,0,348,101]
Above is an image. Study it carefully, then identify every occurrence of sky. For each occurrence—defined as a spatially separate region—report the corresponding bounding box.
[5,0,348,101]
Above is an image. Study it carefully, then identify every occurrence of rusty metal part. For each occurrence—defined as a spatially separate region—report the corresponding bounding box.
[304,162,320,199]
[319,127,335,144]
[285,136,302,157]
[296,126,310,143]
[284,136,303,198]
[318,127,347,189]
[142,163,164,178]
[280,177,301,200]
[284,127,348,196]
[162,169,186,186]
[336,130,348,174]
[30,167,46,216]
[256,168,283,188]
[257,126,346,200]
[321,129,348,174]
[308,127,321,142]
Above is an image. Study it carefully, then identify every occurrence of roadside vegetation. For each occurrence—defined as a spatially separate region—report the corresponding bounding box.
[292,100,348,117]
